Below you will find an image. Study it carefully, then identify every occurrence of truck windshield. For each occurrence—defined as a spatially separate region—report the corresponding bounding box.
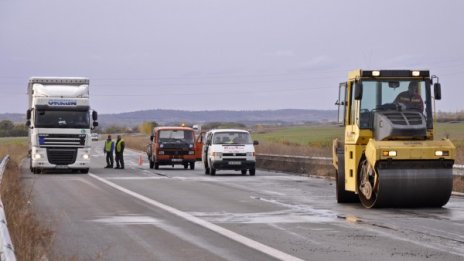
[159,130,194,143]
[35,110,90,128]
[359,79,432,128]
[212,132,252,145]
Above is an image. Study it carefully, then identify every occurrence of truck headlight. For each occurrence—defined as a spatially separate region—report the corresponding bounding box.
[247,152,255,157]
[159,151,164,155]
[188,151,195,155]
[212,152,222,157]
[34,154,42,159]
[82,154,89,160]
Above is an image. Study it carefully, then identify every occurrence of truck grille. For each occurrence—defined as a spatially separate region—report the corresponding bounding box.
[47,148,77,165]
[223,153,247,157]
[39,134,86,147]
[162,150,190,155]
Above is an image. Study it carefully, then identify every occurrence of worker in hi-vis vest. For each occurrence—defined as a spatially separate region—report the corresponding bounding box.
[103,135,114,168]
[115,135,125,169]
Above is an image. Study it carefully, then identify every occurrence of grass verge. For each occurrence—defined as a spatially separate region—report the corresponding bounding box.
[0,138,54,260]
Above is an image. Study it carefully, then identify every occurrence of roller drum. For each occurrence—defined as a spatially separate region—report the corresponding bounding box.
[372,168,453,208]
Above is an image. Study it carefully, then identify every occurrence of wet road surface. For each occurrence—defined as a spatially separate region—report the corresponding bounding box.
[21,142,464,260]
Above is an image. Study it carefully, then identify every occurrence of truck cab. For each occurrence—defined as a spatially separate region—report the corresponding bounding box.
[147,126,196,169]
[26,77,98,174]
[202,129,258,176]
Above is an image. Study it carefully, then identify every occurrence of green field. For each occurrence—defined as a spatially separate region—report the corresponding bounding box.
[254,123,464,145]
[253,125,343,148]
[253,123,464,162]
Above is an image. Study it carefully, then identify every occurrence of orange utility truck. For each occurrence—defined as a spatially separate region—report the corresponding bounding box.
[146,126,196,169]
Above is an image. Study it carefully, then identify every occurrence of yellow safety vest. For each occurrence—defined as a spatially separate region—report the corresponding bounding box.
[105,140,113,152]
[116,139,124,153]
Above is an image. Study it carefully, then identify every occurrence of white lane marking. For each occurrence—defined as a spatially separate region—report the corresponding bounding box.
[189,208,335,224]
[262,190,286,196]
[88,173,304,261]
[92,215,162,225]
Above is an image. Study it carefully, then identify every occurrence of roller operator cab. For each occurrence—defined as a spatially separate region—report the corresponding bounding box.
[202,129,258,176]
[332,70,455,208]
[26,77,99,174]
[147,126,197,170]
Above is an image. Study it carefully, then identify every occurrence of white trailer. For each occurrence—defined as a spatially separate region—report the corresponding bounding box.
[26,77,98,174]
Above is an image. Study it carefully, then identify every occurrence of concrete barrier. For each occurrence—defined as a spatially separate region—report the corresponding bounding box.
[256,154,333,178]
[0,156,16,261]
[256,154,464,193]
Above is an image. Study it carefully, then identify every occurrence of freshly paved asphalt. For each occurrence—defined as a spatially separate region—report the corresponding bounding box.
[20,141,464,261]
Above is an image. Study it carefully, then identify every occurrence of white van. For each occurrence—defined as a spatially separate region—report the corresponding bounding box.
[202,129,258,176]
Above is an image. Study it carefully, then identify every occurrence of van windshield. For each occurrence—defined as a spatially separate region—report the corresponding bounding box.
[159,130,194,143]
[213,132,252,145]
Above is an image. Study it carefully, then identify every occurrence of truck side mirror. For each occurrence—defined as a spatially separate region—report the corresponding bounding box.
[354,82,363,100]
[150,135,154,141]
[26,109,31,120]
[26,120,31,127]
[253,140,259,145]
[92,111,98,121]
[93,122,99,127]
[434,83,441,100]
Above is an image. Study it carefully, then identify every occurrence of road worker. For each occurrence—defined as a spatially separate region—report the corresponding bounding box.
[115,135,125,169]
[103,135,114,168]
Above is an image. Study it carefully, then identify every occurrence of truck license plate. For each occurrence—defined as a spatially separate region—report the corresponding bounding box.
[56,165,68,169]
[172,159,182,162]
[228,161,241,165]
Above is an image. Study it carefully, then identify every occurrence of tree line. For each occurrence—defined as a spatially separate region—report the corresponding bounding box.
[0,120,28,137]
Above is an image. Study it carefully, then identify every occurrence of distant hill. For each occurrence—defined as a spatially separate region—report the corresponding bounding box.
[99,109,337,127]
[0,109,337,127]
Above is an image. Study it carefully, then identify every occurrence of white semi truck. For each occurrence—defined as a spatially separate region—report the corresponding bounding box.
[26,77,98,174]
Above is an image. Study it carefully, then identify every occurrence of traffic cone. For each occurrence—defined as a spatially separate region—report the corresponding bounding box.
[138,154,143,166]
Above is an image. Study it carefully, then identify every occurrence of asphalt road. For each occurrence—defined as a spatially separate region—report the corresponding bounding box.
[21,141,464,261]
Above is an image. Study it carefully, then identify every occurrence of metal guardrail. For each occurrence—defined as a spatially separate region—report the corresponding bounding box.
[0,156,16,261]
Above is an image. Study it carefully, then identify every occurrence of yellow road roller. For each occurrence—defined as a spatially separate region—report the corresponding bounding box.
[332,70,455,208]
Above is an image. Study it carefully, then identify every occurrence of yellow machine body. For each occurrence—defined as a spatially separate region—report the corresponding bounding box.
[332,69,455,208]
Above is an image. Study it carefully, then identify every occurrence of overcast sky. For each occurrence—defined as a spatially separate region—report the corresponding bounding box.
[1,0,463,114]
